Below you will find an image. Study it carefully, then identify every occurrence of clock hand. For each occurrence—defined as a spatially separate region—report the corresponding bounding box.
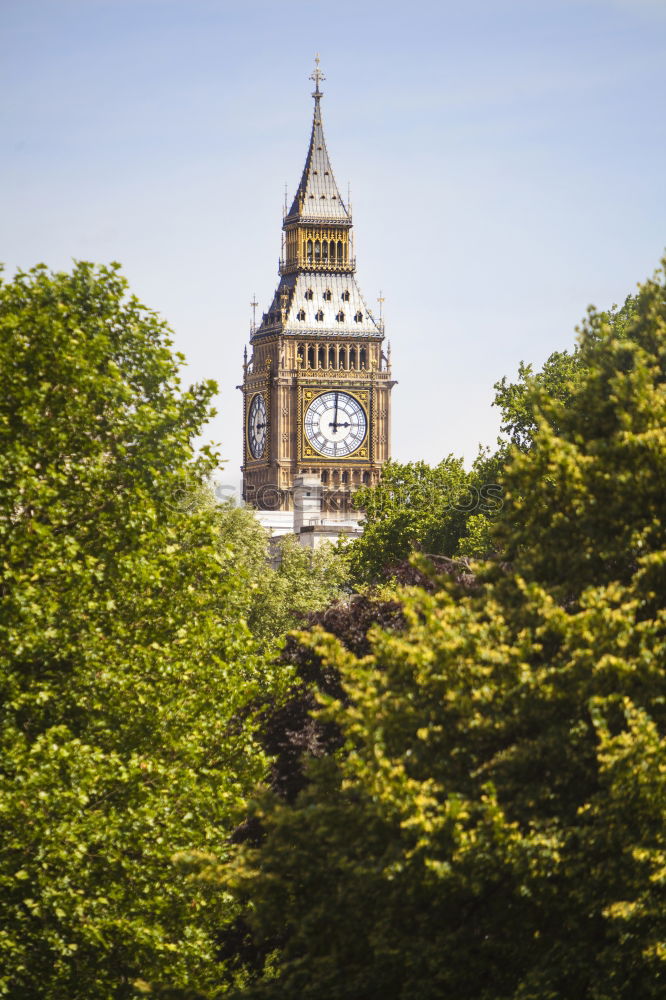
[331,392,339,432]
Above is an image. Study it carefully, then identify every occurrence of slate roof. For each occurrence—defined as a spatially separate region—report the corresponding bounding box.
[258,272,381,338]
[286,94,351,224]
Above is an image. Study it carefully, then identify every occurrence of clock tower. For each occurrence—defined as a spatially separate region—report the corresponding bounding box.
[241,59,395,514]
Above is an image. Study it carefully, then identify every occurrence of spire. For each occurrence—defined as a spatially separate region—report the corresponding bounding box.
[285,57,351,224]
[310,53,325,98]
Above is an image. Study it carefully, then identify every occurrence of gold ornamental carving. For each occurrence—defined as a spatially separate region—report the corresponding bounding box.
[298,367,374,380]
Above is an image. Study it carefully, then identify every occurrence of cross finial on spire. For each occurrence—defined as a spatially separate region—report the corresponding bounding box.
[310,53,325,97]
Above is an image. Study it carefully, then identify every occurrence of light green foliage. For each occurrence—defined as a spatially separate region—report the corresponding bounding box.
[184,494,349,645]
[246,534,349,643]
[493,347,584,452]
[0,264,280,998]
[455,511,493,559]
[222,264,666,999]
[495,285,663,600]
[493,294,638,452]
[230,584,666,999]
[345,456,502,584]
[345,295,640,585]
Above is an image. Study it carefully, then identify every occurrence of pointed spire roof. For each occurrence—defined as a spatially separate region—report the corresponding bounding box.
[285,57,351,225]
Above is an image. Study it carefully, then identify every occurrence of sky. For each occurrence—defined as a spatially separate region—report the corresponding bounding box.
[3,0,665,499]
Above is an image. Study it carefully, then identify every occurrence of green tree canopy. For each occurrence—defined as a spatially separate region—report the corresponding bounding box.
[188,496,348,648]
[344,294,640,586]
[493,293,638,452]
[0,264,283,998]
[494,288,662,602]
[345,455,502,585]
[217,264,666,1000]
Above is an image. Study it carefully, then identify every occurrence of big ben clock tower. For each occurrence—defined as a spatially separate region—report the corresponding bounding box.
[241,59,395,513]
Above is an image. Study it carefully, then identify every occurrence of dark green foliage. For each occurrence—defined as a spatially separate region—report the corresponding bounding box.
[217,596,408,991]
[260,595,407,805]
[493,347,584,452]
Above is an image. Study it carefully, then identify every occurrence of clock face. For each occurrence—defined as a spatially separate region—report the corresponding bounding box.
[248,393,267,459]
[304,391,367,458]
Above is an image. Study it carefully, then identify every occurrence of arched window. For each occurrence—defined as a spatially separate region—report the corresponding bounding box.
[360,347,367,368]
[306,240,313,263]
[321,470,329,484]
[318,345,326,367]
[349,347,357,369]
[342,290,350,302]
[324,289,332,301]
[314,240,321,262]
[336,310,345,322]
[322,241,328,262]
[297,309,305,321]
[363,471,370,484]
[315,309,324,322]
[354,310,363,323]
[339,347,347,369]
[328,346,336,369]
[307,345,315,368]
[341,471,348,484]
[337,240,344,262]
[305,288,313,300]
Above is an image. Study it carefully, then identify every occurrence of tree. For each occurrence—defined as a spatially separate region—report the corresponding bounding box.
[187,494,349,647]
[0,264,282,998]
[493,294,638,452]
[246,535,349,644]
[493,287,662,602]
[345,294,640,586]
[345,456,503,585]
[209,594,408,989]
[215,262,666,999]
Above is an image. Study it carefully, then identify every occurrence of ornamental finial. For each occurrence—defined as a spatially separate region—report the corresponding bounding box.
[310,54,325,98]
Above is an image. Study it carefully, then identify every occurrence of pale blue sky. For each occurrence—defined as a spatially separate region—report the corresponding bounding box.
[3,0,665,495]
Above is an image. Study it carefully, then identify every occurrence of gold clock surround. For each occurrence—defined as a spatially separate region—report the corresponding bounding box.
[244,382,271,466]
[299,385,369,462]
